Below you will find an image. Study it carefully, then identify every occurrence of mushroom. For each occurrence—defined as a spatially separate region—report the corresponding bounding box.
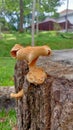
[10,89,24,99]
[10,44,51,99]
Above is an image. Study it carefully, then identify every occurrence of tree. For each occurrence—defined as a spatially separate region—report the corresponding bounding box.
[65,0,69,32]
[0,0,31,32]
[5,0,24,32]
[31,0,63,45]
[36,0,39,35]
[19,0,24,32]
[41,0,62,11]
[31,0,36,46]
[0,0,63,32]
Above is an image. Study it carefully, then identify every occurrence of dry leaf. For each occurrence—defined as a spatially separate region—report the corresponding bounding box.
[0,118,6,123]
[12,125,18,130]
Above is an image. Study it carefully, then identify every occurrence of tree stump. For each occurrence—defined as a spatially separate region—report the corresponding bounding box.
[14,60,73,130]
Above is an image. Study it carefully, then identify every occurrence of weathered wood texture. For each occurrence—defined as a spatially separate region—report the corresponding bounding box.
[0,87,15,111]
[14,60,73,130]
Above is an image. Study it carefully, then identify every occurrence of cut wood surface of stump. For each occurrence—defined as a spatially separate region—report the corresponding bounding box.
[10,44,73,130]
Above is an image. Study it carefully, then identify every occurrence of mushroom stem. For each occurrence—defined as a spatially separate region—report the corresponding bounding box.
[29,58,38,70]
[27,57,47,85]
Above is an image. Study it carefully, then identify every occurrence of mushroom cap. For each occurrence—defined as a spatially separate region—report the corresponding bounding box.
[10,44,23,58]
[11,44,51,64]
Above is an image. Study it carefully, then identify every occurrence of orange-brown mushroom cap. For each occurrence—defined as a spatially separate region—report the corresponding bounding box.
[10,44,51,64]
[10,44,23,58]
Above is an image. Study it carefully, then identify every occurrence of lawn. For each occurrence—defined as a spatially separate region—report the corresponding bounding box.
[0,109,16,130]
[0,57,16,86]
[0,31,73,86]
[0,31,73,57]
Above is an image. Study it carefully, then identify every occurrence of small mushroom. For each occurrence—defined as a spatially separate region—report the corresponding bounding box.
[10,89,24,99]
[10,44,52,99]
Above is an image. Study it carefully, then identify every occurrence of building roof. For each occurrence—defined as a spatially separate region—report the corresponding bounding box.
[43,18,56,22]
[37,9,73,25]
[59,9,73,16]
[60,9,73,14]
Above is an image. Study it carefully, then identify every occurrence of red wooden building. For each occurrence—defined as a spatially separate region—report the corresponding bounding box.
[35,19,73,31]
[28,10,73,31]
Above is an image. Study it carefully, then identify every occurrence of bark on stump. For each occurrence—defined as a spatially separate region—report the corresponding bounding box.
[14,60,73,130]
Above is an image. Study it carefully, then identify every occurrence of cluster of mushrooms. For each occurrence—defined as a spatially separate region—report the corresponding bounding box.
[10,44,51,99]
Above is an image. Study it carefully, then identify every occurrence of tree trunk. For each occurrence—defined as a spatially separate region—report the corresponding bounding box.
[36,11,39,35]
[14,60,73,130]
[19,0,24,33]
[65,0,69,32]
[31,0,36,46]
[36,0,39,35]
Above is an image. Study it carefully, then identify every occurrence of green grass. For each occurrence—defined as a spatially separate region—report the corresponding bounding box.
[0,31,73,57]
[0,57,16,86]
[0,31,73,86]
[35,31,73,49]
[0,32,31,57]
[0,109,16,130]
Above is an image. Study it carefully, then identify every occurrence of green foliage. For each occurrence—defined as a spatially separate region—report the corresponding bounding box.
[0,16,9,31]
[40,0,62,13]
[0,0,33,31]
[0,109,16,130]
[0,0,32,14]
[0,0,64,29]
[5,0,19,12]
